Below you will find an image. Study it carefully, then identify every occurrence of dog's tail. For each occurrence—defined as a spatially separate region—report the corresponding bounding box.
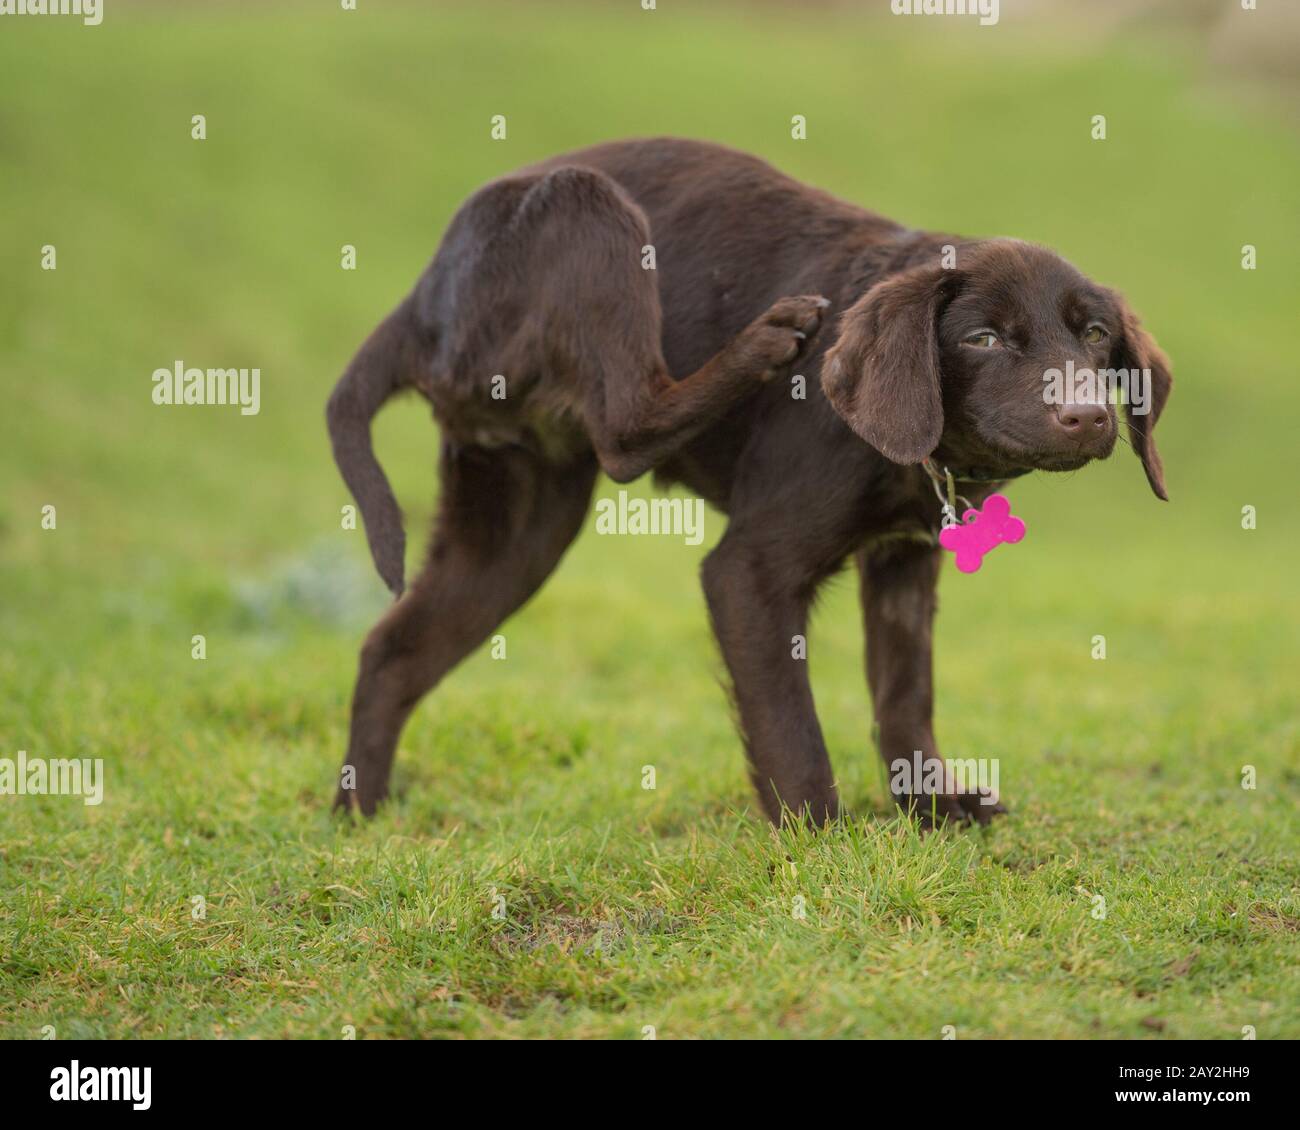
[327,300,421,597]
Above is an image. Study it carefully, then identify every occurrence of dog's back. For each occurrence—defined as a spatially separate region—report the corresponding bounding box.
[524,138,899,373]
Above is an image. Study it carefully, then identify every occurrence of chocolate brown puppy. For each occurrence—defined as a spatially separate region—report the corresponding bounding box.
[328,137,1172,826]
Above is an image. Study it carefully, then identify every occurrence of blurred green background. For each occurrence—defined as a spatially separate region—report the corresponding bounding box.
[1,1,1296,1039]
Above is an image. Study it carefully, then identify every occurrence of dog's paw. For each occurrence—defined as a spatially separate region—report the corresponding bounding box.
[897,788,1007,830]
[947,786,1007,828]
[745,294,830,379]
[332,781,386,818]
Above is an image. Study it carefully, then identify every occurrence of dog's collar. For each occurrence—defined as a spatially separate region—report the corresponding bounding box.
[920,458,1029,530]
[870,461,1032,550]
[921,458,1031,486]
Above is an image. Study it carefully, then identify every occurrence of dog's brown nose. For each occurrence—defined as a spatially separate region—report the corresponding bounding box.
[1053,402,1111,441]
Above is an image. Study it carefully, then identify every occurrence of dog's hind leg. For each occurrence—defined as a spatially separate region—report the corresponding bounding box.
[424,165,830,484]
[335,441,597,815]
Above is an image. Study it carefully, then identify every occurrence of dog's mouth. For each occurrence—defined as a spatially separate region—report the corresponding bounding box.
[994,443,1106,476]
[970,422,1116,477]
[1031,452,1096,473]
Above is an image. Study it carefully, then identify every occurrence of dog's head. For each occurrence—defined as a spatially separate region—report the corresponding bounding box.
[821,239,1172,498]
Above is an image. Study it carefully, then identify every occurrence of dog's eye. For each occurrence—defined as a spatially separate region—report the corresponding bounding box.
[964,331,999,348]
[1083,324,1108,344]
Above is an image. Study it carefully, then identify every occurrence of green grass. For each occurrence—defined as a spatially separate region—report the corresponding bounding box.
[1,1,1297,1039]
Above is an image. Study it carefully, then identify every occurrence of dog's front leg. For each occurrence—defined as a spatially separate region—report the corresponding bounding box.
[702,534,839,826]
[857,541,1006,826]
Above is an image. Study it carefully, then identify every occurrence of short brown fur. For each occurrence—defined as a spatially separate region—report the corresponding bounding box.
[328,138,1172,825]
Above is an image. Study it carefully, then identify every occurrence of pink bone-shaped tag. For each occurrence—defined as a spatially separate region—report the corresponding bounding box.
[937,493,1026,573]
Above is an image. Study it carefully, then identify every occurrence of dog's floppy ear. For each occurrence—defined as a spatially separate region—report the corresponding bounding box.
[821,265,952,464]
[1109,293,1173,500]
